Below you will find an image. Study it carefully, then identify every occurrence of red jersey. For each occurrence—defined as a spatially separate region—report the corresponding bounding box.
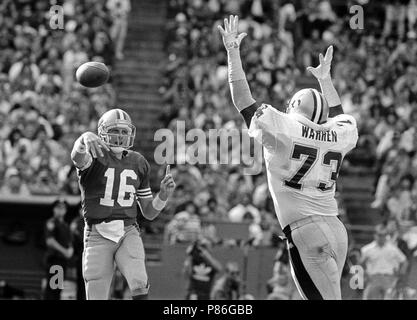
[77,149,152,223]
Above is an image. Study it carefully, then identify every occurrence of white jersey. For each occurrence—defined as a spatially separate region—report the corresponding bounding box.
[248,104,358,228]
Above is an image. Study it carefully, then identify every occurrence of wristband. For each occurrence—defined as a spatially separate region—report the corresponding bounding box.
[74,138,86,153]
[152,194,167,211]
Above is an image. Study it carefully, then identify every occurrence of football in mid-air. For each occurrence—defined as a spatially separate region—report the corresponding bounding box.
[76,61,109,88]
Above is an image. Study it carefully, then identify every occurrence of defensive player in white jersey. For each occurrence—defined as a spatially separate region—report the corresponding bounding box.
[218,16,358,299]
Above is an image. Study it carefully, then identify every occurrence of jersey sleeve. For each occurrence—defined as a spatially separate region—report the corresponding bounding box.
[75,150,97,177]
[329,114,359,154]
[136,156,152,199]
[247,103,292,153]
[76,154,99,183]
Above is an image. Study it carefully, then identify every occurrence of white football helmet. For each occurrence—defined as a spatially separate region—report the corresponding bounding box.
[98,108,136,153]
[286,88,329,124]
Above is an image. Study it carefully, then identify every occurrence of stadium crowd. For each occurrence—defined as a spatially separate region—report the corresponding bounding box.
[0,0,117,198]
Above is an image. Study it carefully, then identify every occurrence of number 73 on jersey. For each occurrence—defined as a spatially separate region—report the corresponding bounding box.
[284,143,343,192]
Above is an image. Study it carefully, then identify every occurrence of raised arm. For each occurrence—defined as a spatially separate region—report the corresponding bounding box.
[137,165,175,221]
[307,46,344,118]
[218,15,257,127]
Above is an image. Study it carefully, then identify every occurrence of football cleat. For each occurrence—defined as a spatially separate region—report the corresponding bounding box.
[286,88,329,124]
[98,108,136,153]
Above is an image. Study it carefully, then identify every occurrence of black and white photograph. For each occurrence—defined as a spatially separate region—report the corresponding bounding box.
[0,0,417,308]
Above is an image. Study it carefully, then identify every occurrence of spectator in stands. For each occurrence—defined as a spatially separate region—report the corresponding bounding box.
[29,168,59,195]
[171,163,204,199]
[385,224,417,299]
[408,0,417,33]
[341,247,364,300]
[228,193,260,224]
[107,0,131,60]
[210,261,241,300]
[409,184,417,223]
[372,163,395,209]
[200,214,220,246]
[360,225,408,299]
[3,128,31,167]
[164,201,202,244]
[0,110,8,139]
[30,144,60,175]
[30,126,61,159]
[9,53,40,84]
[0,167,30,196]
[386,175,414,223]
[200,169,230,211]
[62,41,88,93]
[254,208,280,247]
[199,197,227,221]
[383,0,408,39]
[243,211,263,246]
[227,174,253,204]
[184,238,223,300]
[43,198,73,300]
[163,183,189,216]
[70,205,85,300]
[266,248,301,300]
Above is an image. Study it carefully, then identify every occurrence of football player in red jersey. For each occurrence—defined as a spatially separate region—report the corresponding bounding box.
[70,108,176,300]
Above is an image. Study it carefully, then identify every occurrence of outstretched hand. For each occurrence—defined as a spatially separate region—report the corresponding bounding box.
[307,46,334,80]
[159,165,176,201]
[81,132,109,158]
[218,15,247,51]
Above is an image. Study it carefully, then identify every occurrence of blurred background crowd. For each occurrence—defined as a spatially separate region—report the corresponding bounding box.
[1,0,417,299]
[0,0,120,198]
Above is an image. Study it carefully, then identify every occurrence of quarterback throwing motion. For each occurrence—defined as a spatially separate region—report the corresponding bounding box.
[219,16,358,299]
[71,108,175,300]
